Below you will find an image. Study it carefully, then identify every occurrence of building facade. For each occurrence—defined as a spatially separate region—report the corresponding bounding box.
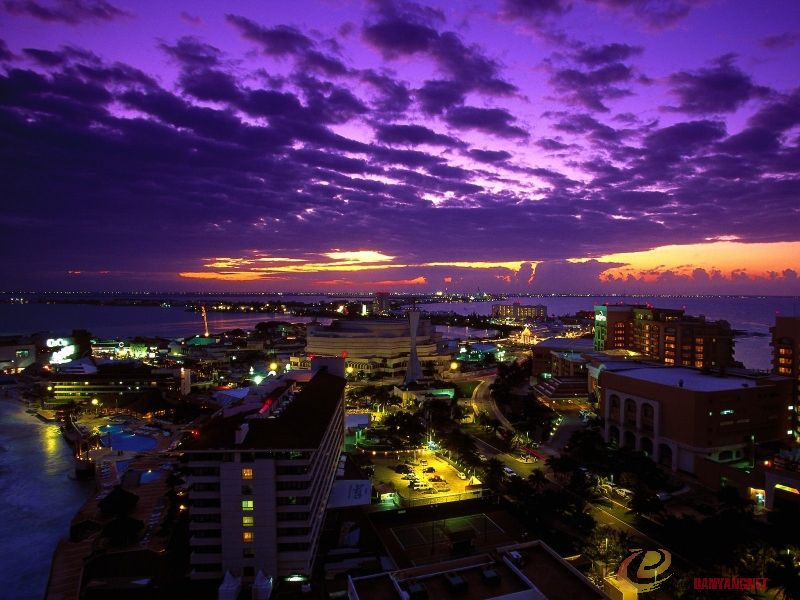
[491,302,547,320]
[593,305,734,370]
[599,366,792,473]
[292,318,450,378]
[184,368,345,583]
[772,316,800,399]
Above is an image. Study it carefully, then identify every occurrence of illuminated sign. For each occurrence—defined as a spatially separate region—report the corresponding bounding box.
[50,345,77,364]
[595,313,607,322]
[46,338,71,348]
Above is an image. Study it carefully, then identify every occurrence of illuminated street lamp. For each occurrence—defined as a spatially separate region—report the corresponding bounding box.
[450,361,459,371]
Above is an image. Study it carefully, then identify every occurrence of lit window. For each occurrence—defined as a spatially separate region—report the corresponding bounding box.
[243,516,254,527]
[242,468,253,480]
[242,500,254,511]
[243,531,254,542]
[719,409,734,416]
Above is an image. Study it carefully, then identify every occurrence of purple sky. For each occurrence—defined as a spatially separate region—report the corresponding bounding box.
[1,0,799,293]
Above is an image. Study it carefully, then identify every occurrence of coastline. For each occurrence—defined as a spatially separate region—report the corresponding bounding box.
[0,394,93,600]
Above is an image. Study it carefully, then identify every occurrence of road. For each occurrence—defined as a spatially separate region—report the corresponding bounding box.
[467,377,677,557]
[470,378,514,430]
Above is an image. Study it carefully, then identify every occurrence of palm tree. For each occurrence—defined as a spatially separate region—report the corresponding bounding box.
[527,470,548,491]
[768,548,800,600]
[483,458,505,490]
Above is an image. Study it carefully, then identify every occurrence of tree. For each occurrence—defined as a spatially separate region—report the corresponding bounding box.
[582,525,632,584]
[527,470,548,491]
[628,484,664,518]
[483,458,505,490]
[768,548,800,600]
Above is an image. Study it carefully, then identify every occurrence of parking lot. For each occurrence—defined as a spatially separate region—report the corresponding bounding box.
[370,452,483,505]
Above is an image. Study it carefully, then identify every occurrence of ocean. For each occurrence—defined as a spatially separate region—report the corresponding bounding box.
[0,398,92,599]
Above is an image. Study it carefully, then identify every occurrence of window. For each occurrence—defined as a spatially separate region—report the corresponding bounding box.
[242,516,254,527]
[243,547,255,558]
[242,485,253,495]
[719,409,734,415]
[241,500,254,511]
[243,531,254,542]
[241,468,253,480]
[15,349,29,358]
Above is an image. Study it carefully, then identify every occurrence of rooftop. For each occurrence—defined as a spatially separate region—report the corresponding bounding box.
[535,337,594,351]
[349,541,607,600]
[606,367,766,392]
[183,369,345,451]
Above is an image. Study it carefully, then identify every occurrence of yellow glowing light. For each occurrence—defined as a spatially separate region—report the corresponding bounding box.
[450,362,459,370]
[575,241,800,281]
[269,362,278,371]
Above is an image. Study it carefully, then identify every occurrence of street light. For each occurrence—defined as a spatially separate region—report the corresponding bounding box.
[450,361,459,371]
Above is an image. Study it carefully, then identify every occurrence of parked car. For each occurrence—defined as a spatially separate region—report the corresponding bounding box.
[394,464,411,474]
[457,472,467,480]
[478,454,488,462]
[502,466,517,478]
[423,466,435,473]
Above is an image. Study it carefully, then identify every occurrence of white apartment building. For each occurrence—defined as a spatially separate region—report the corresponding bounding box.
[184,367,346,583]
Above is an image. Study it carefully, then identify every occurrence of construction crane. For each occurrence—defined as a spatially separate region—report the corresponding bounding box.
[200,304,210,337]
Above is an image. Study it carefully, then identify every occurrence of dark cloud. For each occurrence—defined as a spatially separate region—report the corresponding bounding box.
[445,106,528,138]
[575,42,642,66]
[0,39,11,60]
[748,88,800,133]
[584,0,695,29]
[667,55,770,114]
[363,6,515,97]
[760,32,800,51]
[226,16,313,56]
[361,70,411,116]
[160,37,224,69]
[375,123,461,147]
[23,47,65,65]
[467,149,512,163]
[500,0,570,25]
[362,18,438,56]
[550,61,636,111]
[2,0,130,24]
[180,69,241,103]
[416,79,465,115]
[535,137,570,151]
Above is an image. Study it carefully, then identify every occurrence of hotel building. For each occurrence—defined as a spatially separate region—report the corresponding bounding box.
[491,303,547,321]
[593,305,734,369]
[598,366,792,473]
[183,366,346,582]
[291,318,450,378]
[772,316,800,398]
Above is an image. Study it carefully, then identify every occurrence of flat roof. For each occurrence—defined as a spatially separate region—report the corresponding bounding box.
[184,370,344,450]
[607,367,761,392]
[535,337,594,350]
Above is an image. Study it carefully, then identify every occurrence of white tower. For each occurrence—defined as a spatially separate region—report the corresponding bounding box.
[404,310,423,385]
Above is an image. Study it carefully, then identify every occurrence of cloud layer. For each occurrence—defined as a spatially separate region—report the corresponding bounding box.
[0,0,798,293]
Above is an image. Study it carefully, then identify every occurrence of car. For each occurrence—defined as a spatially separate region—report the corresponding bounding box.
[394,464,411,474]
[419,459,428,466]
[457,472,467,480]
[422,466,435,473]
[478,454,488,462]
[502,466,516,477]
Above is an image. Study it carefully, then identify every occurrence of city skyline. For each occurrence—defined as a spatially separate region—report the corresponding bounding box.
[1,0,799,293]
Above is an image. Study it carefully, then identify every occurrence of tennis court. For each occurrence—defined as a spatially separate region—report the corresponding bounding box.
[391,513,505,552]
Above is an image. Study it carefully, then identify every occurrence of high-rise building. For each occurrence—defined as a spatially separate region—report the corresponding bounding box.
[183,366,346,583]
[593,305,734,369]
[372,292,390,316]
[491,302,547,320]
[772,316,800,437]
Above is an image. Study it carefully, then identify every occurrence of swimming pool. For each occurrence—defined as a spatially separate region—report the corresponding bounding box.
[98,424,157,452]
